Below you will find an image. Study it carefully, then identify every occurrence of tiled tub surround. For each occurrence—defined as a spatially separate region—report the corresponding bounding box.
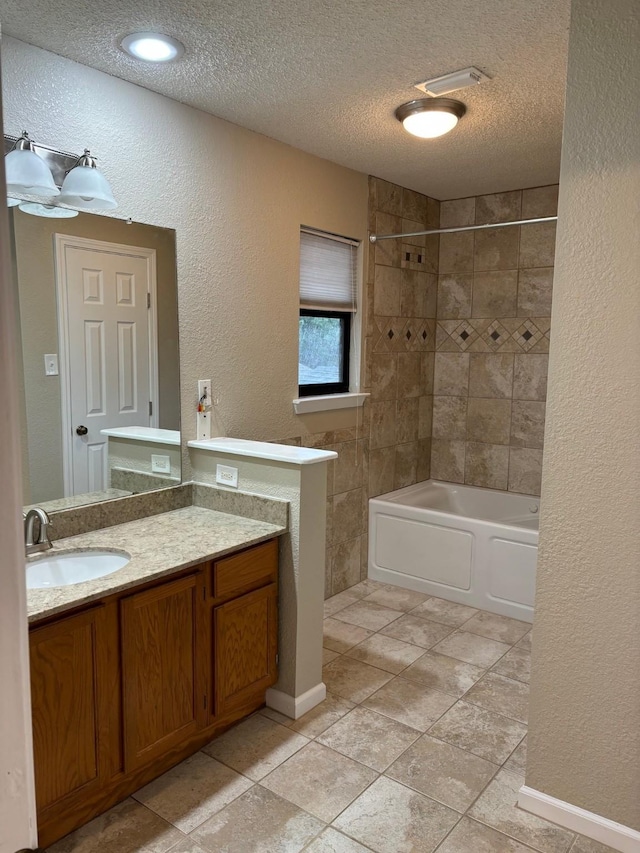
[432,186,558,496]
[274,181,555,599]
[268,427,370,599]
[45,580,614,853]
[269,183,556,598]
[26,504,287,622]
[365,176,440,498]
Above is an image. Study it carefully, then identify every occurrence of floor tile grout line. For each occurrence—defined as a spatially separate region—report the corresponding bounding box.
[260,679,517,823]
[324,645,530,723]
[469,811,576,853]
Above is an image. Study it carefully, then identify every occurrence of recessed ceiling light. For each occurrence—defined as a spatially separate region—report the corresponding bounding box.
[395,98,466,139]
[121,32,185,63]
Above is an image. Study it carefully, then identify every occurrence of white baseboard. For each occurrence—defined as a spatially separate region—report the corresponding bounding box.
[265,682,326,720]
[518,785,640,853]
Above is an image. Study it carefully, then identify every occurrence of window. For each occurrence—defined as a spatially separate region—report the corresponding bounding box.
[298,228,359,397]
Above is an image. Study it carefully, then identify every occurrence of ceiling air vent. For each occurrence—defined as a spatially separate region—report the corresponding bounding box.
[415,66,490,97]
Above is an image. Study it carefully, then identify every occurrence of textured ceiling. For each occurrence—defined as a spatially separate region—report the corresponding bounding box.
[0,0,571,199]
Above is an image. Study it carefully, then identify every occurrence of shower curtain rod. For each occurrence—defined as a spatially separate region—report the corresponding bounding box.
[369,215,557,243]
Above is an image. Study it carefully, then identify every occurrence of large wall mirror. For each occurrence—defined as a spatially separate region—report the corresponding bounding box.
[10,206,181,511]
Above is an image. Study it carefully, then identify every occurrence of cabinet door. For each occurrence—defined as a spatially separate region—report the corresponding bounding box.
[30,607,108,814]
[120,574,203,772]
[214,583,278,716]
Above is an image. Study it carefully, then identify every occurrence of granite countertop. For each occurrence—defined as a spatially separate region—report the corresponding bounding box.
[27,506,286,624]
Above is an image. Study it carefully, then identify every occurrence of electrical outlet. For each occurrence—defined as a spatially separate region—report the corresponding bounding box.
[196,410,212,440]
[151,454,171,474]
[216,464,238,488]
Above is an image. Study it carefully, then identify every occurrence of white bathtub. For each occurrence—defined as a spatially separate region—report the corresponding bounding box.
[368,480,539,622]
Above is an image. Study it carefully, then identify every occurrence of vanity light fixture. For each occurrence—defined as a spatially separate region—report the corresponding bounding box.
[59,150,118,210]
[5,131,60,197]
[395,98,466,139]
[19,201,79,218]
[120,32,185,62]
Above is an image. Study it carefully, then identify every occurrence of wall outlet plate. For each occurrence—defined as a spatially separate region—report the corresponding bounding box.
[216,464,238,488]
[151,454,171,474]
[196,410,212,440]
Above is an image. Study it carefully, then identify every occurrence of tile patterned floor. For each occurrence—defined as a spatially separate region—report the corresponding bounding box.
[47,580,616,853]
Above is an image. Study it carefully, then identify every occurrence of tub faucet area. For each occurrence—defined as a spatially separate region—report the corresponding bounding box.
[24,507,53,557]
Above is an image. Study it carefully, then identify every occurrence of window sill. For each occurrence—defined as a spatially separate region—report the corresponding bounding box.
[293,392,369,415]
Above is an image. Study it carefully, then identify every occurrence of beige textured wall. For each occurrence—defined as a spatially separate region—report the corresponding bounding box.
[526,0,640,830]
[1,37,369,487]
[269,177,440,598]
[12,210,179,503]
[432,187,557,496]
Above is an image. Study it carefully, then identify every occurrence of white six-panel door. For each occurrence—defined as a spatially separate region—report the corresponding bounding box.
[55,235,158,496]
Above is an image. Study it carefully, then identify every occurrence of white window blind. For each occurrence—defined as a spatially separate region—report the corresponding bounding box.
[300,228,359,312]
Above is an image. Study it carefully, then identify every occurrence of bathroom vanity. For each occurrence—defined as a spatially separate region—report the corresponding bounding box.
[27,507,284,847]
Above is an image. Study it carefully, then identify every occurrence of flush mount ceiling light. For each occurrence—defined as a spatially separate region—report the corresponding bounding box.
[5,131,59,197]
[395,98,466,139]
[59,150,117,210]
[121,32,185,62]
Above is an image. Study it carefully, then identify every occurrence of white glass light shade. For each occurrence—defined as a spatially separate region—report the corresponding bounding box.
[19,202,79,218]
[5,148,59,197]
[401,110,460,139]
[59,164,117,210]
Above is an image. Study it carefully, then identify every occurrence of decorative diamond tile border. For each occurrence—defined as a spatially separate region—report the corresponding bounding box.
[435,318,551,352]
[481,320,511,351]
[513,319,543,352]
[452,321,479,351]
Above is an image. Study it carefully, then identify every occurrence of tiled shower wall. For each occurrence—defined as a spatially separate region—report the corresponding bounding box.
[275,180,556,598]
[364,176,440,497]
[432,186,557,495]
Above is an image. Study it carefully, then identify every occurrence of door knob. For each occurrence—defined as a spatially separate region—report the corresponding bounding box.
[76,425,88,436]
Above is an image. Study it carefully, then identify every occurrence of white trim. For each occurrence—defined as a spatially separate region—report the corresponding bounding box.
[266,683,326,720]
[300,226,359,247]
[188,437,338,465]
[100,426,180,446]
[293,392,369,414]
[54,235,159,496]
[518,785,640,853]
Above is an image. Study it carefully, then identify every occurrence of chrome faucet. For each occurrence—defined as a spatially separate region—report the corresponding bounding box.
[24,507,53,557]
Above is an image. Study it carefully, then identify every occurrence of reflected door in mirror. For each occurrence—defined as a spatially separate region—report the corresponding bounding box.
[56,235,157,495]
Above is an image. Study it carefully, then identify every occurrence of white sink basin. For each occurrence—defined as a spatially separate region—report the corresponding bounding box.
[27,550,130,590]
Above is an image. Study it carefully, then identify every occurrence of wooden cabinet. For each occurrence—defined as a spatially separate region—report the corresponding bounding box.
[30,537,279,848]
[120,573,204,772]
[214,584,278,715]
[29,606,109,816]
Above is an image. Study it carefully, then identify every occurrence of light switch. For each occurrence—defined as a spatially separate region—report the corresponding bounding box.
[44,354,59,376]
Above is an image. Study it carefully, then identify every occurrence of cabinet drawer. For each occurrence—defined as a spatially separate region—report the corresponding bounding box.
[214,538,278,599]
